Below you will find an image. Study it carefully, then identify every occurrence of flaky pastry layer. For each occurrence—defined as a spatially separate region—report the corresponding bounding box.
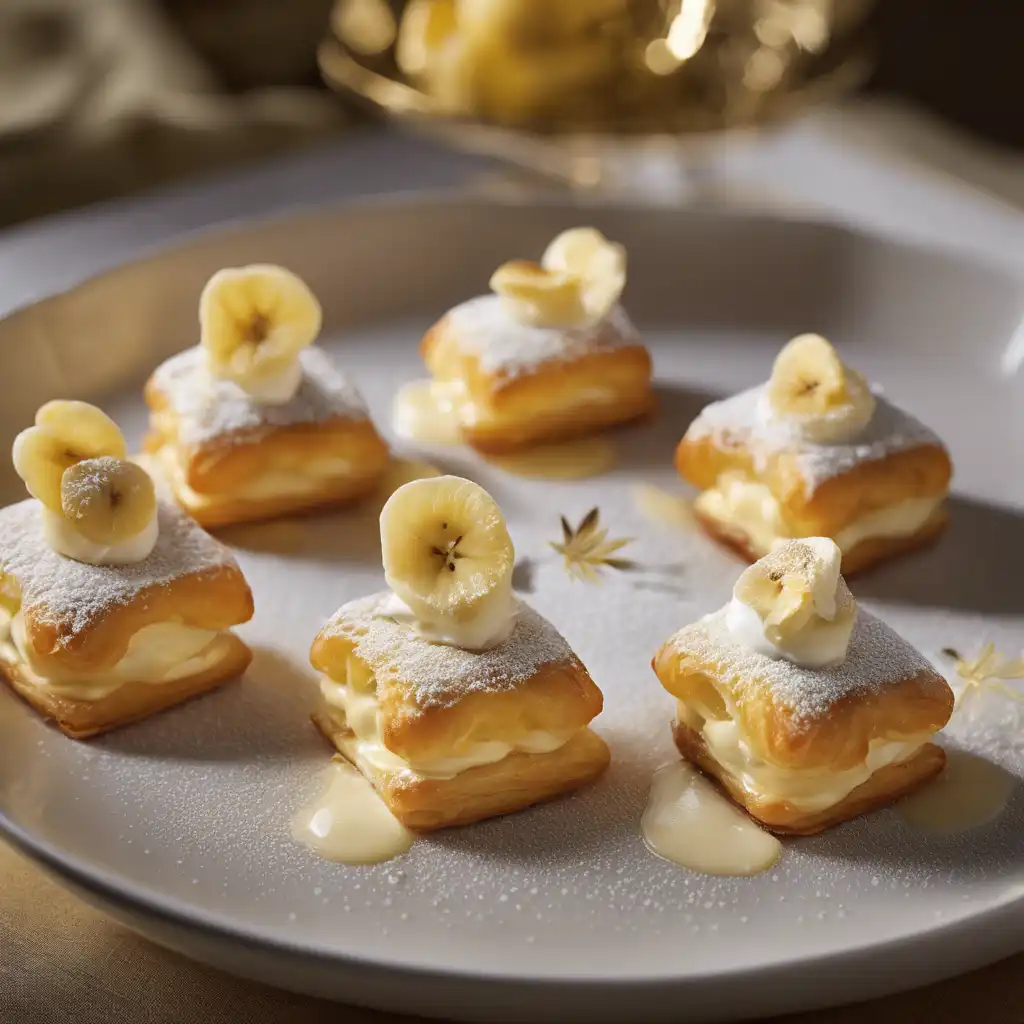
[314,709,610,830]
[694,503,949,575]
[1,634,251,739]
[310,624,603,766]
[144,383,390,527]
[676,431,952,540]
[13,558,253,676]
[672,720,946,835]
[652,611,953,773]
[421,315,654,452]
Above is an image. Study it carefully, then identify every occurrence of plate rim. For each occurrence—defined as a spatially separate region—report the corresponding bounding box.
[4,809,1022,990]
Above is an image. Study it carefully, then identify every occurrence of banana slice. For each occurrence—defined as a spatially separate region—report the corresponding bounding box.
[60,457,157,544]
[380,475,515,645]
[729,537,856,667]
[12,401,127,512]
[766,334,875,443]
[489,260,587,327]
[490,227,626,327]
[199,264,322,396]
[542,227,626,324]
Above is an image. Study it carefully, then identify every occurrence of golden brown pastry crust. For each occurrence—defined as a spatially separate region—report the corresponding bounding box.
[310,630,604,766]
[672,719,946,835]
[421,315,654,453]
[1,635,251,739]
[144,376,390,528]
[652,636,954,773]
[693,503,949,576]
[313,710,610,830]
[676,434,952,538]
[18,561,253,675]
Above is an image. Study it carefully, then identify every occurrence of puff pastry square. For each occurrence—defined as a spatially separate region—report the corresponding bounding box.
[676,386,952,574]
[0,499,253,738]
[421,295,654,453]
[652,608,954,835]
[145,346,390,528]
[310,593,610,830]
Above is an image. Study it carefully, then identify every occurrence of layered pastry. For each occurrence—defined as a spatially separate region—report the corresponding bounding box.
[652,538,954,835]
[310,474,610,829]
[0,400,254,738]
[145,264,390,528]
[676,334,952,573]
[398,227,654,453]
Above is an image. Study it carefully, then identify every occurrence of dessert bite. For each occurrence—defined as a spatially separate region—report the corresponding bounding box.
[399,227,654,453]
[144,264,390,528]
[652,539,954,835]
[310,475,610,830]
[676,334,952,574]
[0,401,254,739]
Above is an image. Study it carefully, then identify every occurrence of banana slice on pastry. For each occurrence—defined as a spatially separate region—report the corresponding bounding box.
[1,402,254,738]
[652,539,954,835]
[309,476,609,830]
[675,333,952,574]
[407,226,653,453]
[145,265,389,529]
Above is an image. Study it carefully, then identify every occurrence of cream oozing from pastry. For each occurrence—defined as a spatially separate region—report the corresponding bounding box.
[695,472,942,555]
[676,698,928,812]
[154,445,359,508]
[0,606,232,700]
[41,507,159,567]
[376,589,516,653]
[319,672,574,780]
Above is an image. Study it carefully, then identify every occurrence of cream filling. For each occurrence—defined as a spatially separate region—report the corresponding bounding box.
[419,377,622,430]
[695,474,942,555]
[677,700,930,813]
[375,589,516,653]
[0,607,230,701]
[155,446,357,509]
[319,675,575,781]
[461,385,622,429]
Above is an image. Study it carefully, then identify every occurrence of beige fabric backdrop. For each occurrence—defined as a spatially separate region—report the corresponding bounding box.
[0,0,343,227]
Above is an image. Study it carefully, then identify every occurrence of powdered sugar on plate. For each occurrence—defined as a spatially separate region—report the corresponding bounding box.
[445,296,641,381]
[151,346,368,448]
[686,384,943,496]
[322,592,577,708]
[667,606,941,726]
[0,499,241,644]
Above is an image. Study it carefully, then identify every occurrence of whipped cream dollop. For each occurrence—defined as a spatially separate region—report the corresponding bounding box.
[231,359,304,405]
[41,506,158,567]
[755,384,876,446]
[726,537,855,668]
[376,584,517,652]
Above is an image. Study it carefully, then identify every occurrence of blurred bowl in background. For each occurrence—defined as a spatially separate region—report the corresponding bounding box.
[319,0,874,188]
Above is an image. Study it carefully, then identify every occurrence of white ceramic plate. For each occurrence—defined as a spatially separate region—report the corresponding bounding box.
[0,197,1022,1023]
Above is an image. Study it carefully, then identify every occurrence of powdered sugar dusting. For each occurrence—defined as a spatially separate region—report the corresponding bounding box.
[323,592,576,708]
[0,498,240,643]
[687,384,943,495]
[446,295,641,380]
[151,346,368,447]
[669,607,939,725]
